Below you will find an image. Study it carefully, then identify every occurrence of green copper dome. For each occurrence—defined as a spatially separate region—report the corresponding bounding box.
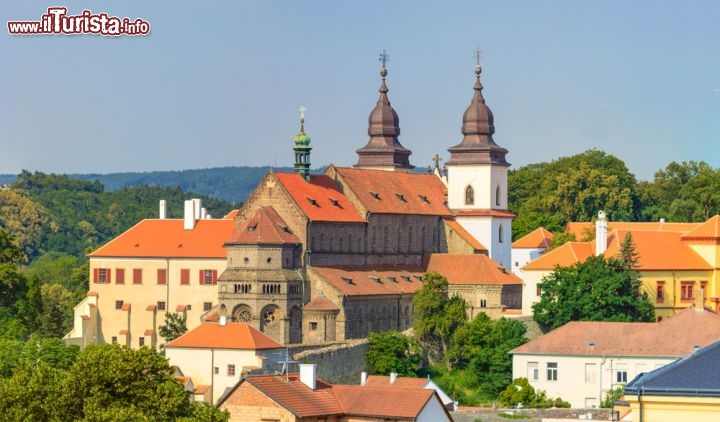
[293,130,311,147]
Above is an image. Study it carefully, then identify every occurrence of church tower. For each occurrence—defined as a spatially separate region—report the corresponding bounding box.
[355,51,414,171]
[445,57,513,269]
[293,106,312,181]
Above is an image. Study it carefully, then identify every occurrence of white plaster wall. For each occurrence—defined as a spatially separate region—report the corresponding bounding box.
[519,268,549,316]
[447,165,507,210]
[511,248,543,276]
[512,353,675,408]
[456,216,512,269]
[417,394,452,422]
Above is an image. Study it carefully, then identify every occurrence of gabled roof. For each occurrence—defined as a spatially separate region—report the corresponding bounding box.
[681,215,720,241]
[512,227,554,249]
[333,385,435,419]
[311,266,425,296]
[333,167,452,216]
[364,375,428,389]
[511,307,720,358]
[89,218,235,258]
[165,322,283,350]
[522,242,593,270]
[565,221,700,241]
[274,172,365,223]
[624,339,720,397]
[444,218,486,251]
[226,207,300,245]
[242,374,344,417]
[303,295,340,311]
[425,254,521,285]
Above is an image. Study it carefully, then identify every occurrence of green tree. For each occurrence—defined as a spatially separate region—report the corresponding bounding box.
[159,312,188,344]
[365,331,422,376]
[499,378,571,408]
[532,254,655,330]
[413,272,467,366]
[0,228,30,339]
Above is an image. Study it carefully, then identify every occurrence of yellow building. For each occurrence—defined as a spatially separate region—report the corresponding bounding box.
[519,214,720,319]
[622,339,720,422]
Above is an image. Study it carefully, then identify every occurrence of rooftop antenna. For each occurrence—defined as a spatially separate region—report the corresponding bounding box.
[274,347,300,382]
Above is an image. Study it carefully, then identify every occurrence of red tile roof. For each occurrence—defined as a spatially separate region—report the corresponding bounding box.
[245,374,344,417]
[89,218,235,258]
[144,329,155,336]
[333,385,435,418]
[681,215,720,240]
[522,242,594,270]
[425,254,521,285]
[333,167,452,216]
[512,307,720,357]
[565,221,700,241]
[445,218,486,251]
[303,295,340,311]
[274,172,365,222]
[455,209,516,218]
[226,207,300,245]
[311,266,425,296]
[165,322,283,350]
[363,375,428,389]
[512,227,554,249]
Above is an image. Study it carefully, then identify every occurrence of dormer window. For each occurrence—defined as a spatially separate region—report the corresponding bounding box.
[329,198,341,208]
[401,276,411,282]
[418,194,429,203]
[396,193,407,203]
[247,224,257,232]
[278,225,291,233]
[341,277,354,285]
[369,276,382,284]
[370,192,381,201]
[307,197,319,206]
[388,277,398,283]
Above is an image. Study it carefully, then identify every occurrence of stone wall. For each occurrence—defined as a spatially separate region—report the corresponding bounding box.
[450,408,614,422]
[290,339,370,385]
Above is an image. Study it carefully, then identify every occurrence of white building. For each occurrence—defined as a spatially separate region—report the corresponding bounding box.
[510,305,720,408]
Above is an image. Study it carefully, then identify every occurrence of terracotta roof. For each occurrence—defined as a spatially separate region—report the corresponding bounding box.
[146,304,156,311]
[333,385,435,419]
[223,209,239,219]
[120,303,131,311]
[226,207,300,245]
[144,329,155,336]
[333,167,452,216]
[522,242,594,270]
[512,227,554,249]
[194,384,211,394]
[245,374,344,417]
[454,209,516,218]
[89,218,234,258]
[303,295,340,311]
[176,305,186,312]
[119,329,128,335]
[681,215,720,240]
[566,221,700,241]
[87,291,98,297]
[311,266,425,296]
[605,230,711,271]
[165,322,283,350]
[425,254,521,285]
[445,218,486,251]
[363,375,428,389]
[274,172,365,222]
[511,307,720,357]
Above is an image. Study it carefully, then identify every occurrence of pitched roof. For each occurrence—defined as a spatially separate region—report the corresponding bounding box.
[303,295,340,311]
[274,172,365,223]
[333,385,435,419]
[512,227,554,249]
[226,207,300,245]
[363,375,428,389]
[244,374,344,417]
[624,339,720,396]
[165,322,283,350]
[310,266,425,296]
[445,218,486,251]
[511,307,720,358]
[565,221,700,241]
[681,215,720,240]
[425,254,521,285]
[522,242,594,270]
[333,167,452,216]
[89,218,235,258]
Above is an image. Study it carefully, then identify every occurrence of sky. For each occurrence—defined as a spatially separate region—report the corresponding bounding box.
[2,1,719,181]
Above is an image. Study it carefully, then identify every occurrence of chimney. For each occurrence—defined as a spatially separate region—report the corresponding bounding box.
[159,200,167,219]
[694,288,705,311]
[595,211,608,256]
[219,316,227,326]
[390,372,397,384]
[360,371,367,386]
[299,364,317,390]
[192,198,202,220]
[184,200,196,230]
[201,207,207,220]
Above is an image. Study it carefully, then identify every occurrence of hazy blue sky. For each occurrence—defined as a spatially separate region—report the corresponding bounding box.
[2,1,719,180]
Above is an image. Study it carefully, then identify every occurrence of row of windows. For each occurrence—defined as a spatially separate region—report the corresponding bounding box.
[214,364,238,377]
[656,280,707,303]
[464,185,503,207]
[94,268,217,286]
[114,300,212,312]
[529,362,636,384]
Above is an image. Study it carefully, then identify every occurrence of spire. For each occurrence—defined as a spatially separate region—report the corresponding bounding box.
[293,105,312,181]
[355,50,413,171]
[447,50,508,166]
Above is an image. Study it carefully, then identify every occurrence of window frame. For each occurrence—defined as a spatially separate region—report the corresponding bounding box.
[227,364,236,376]
[546,362,558,381]
[681,281,694,302]
[133,268,142,285]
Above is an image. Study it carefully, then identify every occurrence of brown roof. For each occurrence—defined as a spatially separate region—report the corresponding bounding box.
[226,207,300,245]
[245,374,344,417]
[512,227,554,249]
[425,254,521,285]
[275,172,365,223]
[333,385,435,419]
[363,375,428,389]
[89,218,235,258]
[333,167,452,216]
[303,295,340,311]
[681,215,720,240]
[165,322,283,350]
[565,221,700,241]
[511,307,720,357]
[311,266,425,296]
[445,218,486,251]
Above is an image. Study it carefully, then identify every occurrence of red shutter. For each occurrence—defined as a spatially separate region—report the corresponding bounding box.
[180,269,189,285]
[116,269,125,284]
[107,269,111,283]
[212,270,218,285]
[93,268,99,283]
[199,270,204,285]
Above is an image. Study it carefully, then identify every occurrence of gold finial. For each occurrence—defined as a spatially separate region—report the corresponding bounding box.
[474,48,482,76]
[379,50,389,78]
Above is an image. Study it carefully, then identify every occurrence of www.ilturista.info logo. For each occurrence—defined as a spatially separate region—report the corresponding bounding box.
[8,7,150,36]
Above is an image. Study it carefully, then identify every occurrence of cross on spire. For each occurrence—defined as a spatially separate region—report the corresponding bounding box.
[298,105,306,122]
[379,50,389,69]
[474,48,482,66]
[432,153,443,172]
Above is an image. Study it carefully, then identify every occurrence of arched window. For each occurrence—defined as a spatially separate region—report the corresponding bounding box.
[496,185,501,206]
[465,185,474,205]
[499,225,504,243]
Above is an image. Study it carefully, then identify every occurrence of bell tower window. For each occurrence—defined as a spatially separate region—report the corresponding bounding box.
[496,185,501,206]
[465,185,474,205]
